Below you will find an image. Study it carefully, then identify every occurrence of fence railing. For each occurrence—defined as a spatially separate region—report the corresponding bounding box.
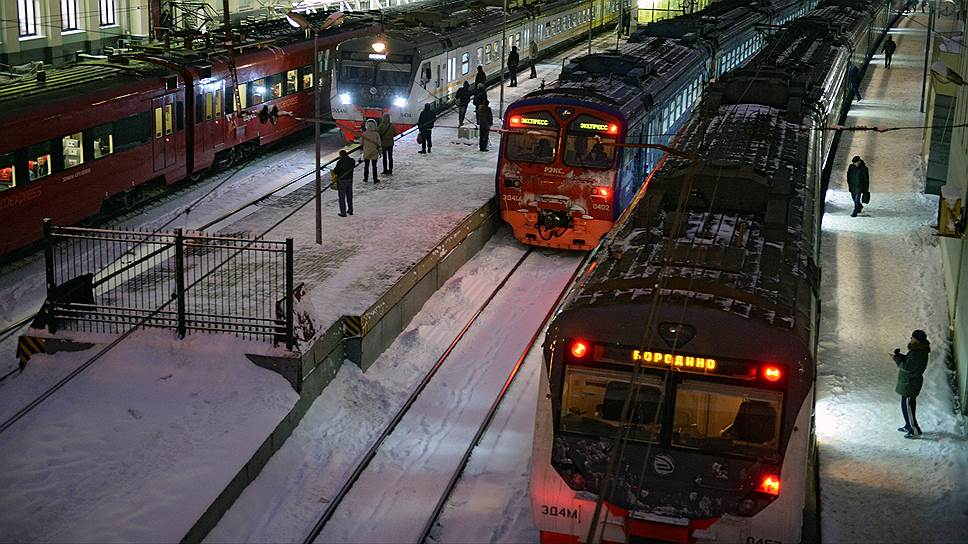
[42,220,295,348]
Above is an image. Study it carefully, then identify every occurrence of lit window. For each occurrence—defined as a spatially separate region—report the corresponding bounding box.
[154,107,163,138]
[0,152,16,192]
[18,0,39,37]
[61,0,79,31]
[62,132,84,169]
[251,78,267,105]
[461,53,470,76]
[286,70,298,95]
[165,104,173,135]
[300,66,313,90]
[205,92,213,120]
[215,89,222,117]
[28,143,51,181]
[237,83,249,109]
[99,0,116,26]
[269,73,284,99]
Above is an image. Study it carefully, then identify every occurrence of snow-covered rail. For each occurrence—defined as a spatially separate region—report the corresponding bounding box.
[302,248,585,544]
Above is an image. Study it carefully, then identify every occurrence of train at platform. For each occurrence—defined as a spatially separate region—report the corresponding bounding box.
[529,0,904,542]
[495,0,816,251]
[0,12,378,258]
[329,0,626,141]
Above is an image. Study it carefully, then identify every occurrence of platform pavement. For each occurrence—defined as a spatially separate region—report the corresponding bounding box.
[817,10,968,543]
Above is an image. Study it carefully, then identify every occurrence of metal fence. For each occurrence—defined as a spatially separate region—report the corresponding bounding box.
[42,220,295,348]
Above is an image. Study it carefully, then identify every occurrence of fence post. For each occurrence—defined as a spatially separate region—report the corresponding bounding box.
[175,229,187,338]
[43,218,57,334]
[285,238,294,350]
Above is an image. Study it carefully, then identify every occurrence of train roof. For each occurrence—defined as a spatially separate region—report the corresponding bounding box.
[558,104,816,347]
[0,60,171,107]
[517,38,703,121]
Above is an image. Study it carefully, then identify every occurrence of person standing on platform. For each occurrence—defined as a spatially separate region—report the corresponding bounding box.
[473,83,488,114]
[333,150,355,217]
[529,40,538,78]
[622,10,631,36]
[846,155,870,217]
[361,119,382,183]
[893,330,930,439]
[883,35,897,68]
[848,63,862,102]
[507,45,520,87]
[456,81,472,126]
[475,65,487,89]
[477,99,494,152]
[417,103,435,154]
[920,0,928,12]
[378,113,395,176]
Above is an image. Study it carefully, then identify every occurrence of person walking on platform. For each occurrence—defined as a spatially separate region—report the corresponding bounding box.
[477,98,494,152]
[848,63,862,102]
[475,65,487,90]
[507,46,520,87]
[529,40,538,79]
[883,35,897,68]
[622,10,632,36]
[417,103,435,154]
[333,150,355,217]
[361,119,382,183]
[846,155,870,217]
[378,113,395,176]
[893,329,930,439]
[456,81,472,126]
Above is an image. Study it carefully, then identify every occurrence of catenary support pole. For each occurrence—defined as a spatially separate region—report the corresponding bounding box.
[314,30,322,245]
[921,4,934,112]
[500,0,507,117]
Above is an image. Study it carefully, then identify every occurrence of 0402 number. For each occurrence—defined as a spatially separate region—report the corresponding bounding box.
[747,538,782,544]
[540,505,579,520]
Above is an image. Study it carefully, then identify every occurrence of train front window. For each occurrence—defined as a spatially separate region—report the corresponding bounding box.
[376,63,411,87]
[564,114,618,169]
[505,111,558,164]
[560,367,662,443]
[672,380,782,457]
[341,61,375,85]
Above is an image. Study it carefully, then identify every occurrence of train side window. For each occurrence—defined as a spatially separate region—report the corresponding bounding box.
[165,104,174,135]
[115,112,151,152]
[154,107,164,138]
[91,124,113,159]
[420,63,431,87]
[205,92,213,120]
[176,101,185,130]
[251,78,267,106]
[269,73,284,99]
[62,133,84,169]
[300,66,313,90]
[213,91,221,119]
[484,44,492,64]
[237,83,248,109]
[27,143,51,181]
[0,152,16,192]
[285,69,298,95]
[476,47,483,66]
[461,53,470,76]
[195,94,204,124]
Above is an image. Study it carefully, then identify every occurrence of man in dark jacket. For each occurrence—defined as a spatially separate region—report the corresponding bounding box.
[456,81,471,126]
[475,65,487,89]
[883,35,897,68]
[417,103,435,154]
[893,330,930,439]
[847,63,862,102]
[473,83,488,113]
[476,99,494,152]
[846,155,870,217]
[333,150,355,217]
[507,45,520,87]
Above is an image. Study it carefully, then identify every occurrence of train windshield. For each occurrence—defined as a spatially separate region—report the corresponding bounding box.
[341,61,375,84]
[505,111,559,164]
[376,63,412,86]
[563,114,618,169]
[560,367,662,443]
[672,381,782,457]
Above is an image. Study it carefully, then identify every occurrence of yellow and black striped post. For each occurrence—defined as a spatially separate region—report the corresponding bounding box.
[16,336,46,370]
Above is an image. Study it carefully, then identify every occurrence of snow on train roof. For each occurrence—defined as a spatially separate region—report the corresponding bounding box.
[569,104,816,331]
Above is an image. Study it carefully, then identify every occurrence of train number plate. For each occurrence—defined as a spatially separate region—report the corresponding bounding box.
[540,504,580,521]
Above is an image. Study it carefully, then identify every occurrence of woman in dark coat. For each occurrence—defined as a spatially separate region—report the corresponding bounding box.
[893,329,930,438]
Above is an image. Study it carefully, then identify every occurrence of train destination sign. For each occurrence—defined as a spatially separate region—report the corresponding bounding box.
[520,117,550,126]
[579,122,610,131]
[585,344,759,380]
[632,350,717,371]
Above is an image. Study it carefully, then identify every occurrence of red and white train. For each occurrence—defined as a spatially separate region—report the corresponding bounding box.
[0,13,378,257]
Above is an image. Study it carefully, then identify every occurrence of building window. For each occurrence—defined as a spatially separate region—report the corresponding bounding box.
[100,0,117,26]
[61,0,80,31]
[18,0,39,37]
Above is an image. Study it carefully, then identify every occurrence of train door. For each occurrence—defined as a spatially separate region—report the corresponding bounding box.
[152,94,176,171]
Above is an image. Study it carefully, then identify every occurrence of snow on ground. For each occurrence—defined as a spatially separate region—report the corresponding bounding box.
[816,13,968,543]
[206,230,529,543]
[0,330,297,543]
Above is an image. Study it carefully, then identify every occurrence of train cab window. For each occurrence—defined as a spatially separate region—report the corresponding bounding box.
[269,73,284,99]
[286,69,298,95]
[300,66,313,90]
[342,62,375,85]
[28,143,51,181]
[560,367,662,443]
[250,78,267,106]
[91,124,113,159]
[505,111,558,164]
[62,133,84,169]
[377,63,411,87]
[564,114,617,169]
[155,107,164,138]
[0,152,16,192]
[461,53,470,76]
[672,381,782,457]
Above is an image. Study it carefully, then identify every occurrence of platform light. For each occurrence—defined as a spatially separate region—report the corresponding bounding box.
[758,475,780,495]
[592,187,610,198]
[339,93,352,105]
[392,96,407,108]
[372,41,387,53]
[763,365,782,382]
[571,340,589,358]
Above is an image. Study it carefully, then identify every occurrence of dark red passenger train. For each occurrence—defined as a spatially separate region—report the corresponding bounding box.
[0,12,377,257]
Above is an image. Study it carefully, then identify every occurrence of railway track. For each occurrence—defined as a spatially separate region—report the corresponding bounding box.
[299,248,584,544]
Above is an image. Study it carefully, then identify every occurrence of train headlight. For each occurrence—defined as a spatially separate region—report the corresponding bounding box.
[372,41,387,53]
[339,93,352,105]
[392,96,407,108]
